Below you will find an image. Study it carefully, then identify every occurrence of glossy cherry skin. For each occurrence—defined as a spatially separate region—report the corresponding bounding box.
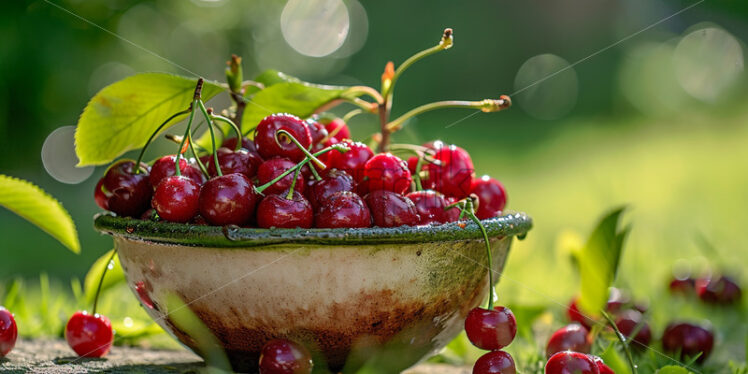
[406,190,460,225]
[327,141,374,182]
[207,147,258,179]
[198,173,259,226]
[257,191,313,229]
[0,307,17,357]
[94,178,108,210]
[98,160,152,217]
[305,118,328,145]
[696,275,742,304]
[255,114,312,162]
[473,350,516,374]
[363,153,412,194]
[258,339,313,374]
[364,190,420,228]
[65,311,114,358]
[464,306,517,351]
[149,155,204,189]
[307,169,355,209]
[545,351,599,374]
[614,309,652,349]
[324,118,350,142]
[546,323,592,358]
[257,158,305,196]
[222,136,258,153]
[590,356,614,374]
[566,298,593,329]
[314,191,371,228]
[662,322,714,363]
[424,145,474,198]
[152,176,201,223]
[669,277,696,295]
[471,176,507,220]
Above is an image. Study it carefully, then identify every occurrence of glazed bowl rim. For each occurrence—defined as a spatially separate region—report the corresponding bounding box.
[93,211,532,248]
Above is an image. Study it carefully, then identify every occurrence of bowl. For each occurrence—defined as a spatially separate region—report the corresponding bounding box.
[94,212,532,373]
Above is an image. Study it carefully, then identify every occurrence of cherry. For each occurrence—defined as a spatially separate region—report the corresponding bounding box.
[546,323,592,358]
[257,190,313,229]
[464,306,517,351]
[363,153,412,194]
[152,176,201,223]
[255,114,312,162]
[471,176,507,220]
[364,190,420,227]
[257,158,305,195]
[207,147,258,179]
[605,287,632,314]
[0,307,17,357]
[662,322,714,363]
[65,311,114,358]
[258,338,313,374]
[614,309,652,349]
[327,140,373,182]
[323,117,351,142]
[305,118,329,145]
[149,155,204,189]
[94,178,108,210]
[669,277,696,295]
[98,160,152,217]
[424,145,475,198]
[406,190,459,225]
[590,356,614,374]
[222,136,258,153]
[566,298,594,329]
[314,191,371,228]
[696,275,742,305]
[198,173,259,226]
[306,169,355,209]
[473,350,516,374]
[544,351,599,374]
[407,156,419,176]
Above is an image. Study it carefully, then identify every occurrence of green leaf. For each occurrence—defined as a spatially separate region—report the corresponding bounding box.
[84,249,125,303]
[0,175,80,253]
[657,365,693,374]
[572,207,630,317]
[600,342,633,374]
[75,73,224,166]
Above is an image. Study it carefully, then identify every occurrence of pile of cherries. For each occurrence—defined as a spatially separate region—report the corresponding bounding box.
[94,113,508,229]
[669,272,742,305]
[465,305,519,373]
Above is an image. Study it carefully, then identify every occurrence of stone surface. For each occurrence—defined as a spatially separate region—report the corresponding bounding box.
[0,339,469,373]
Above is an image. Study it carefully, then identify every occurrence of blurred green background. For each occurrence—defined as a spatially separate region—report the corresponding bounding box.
[1,0,747,358]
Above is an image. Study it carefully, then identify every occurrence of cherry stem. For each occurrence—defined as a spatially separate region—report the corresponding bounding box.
[187,127,210,178]
[343,86,383,105]
[210,114,243,151]
[92,249,118,315]
[386,96,511,132]
[413,155,425,191]
[134,108,191,174]
[602,310,638,374]
[286,163,303,200]
[343,108,364,123]
[275,129,326,170]
[463,200,494,310]
[174,102,198,177]
[255,145,348,194]
[197,100,222,176]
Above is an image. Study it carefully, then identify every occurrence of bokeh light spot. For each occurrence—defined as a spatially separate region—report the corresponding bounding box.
[41,126,94,184]
[674,27,744,103]
[281,0,350,57]
[513,54,578,120]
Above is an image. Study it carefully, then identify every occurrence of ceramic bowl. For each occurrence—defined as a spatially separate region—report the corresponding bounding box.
[94,212,532,373]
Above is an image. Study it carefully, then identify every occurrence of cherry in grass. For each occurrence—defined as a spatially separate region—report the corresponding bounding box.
[590,356,614,374]
[364,190,420,228]
[149,155,204,188]
[314,191,371,228]
[614,309,652,349]
[254,114,312,162]
[152,175,201,223]
[472,350,516,374]
[258,338,313,374]
[544,351,599,374]
[696,275,742,305]
[363,153,412,194]
[662,322,714,363]
[0,307,17,357]
[65,311,114,358]
[546,323,592,358]
[96,160,152,217]
[464,306,517,351]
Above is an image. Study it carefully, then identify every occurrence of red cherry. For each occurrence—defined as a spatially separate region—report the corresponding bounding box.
[545,351,599,374]
[314,191,371,228]
[99,160,152,217]
[94,178,108,210]
[605,287,633,314]
[589,356,614,374]
[207,147,259,179]
[65,311,113,358]
[363,153,412,194]
[614,309,652,349]
[0,307,18,357]
[669,277,696,295]
[305,118,329,145]
[222,136,258,153]
[257,158,305,196]
[424,145,475,198]
[258,339,313,374]
[471,176,507,220]
[696,275,742,305]
[152,176,201,223]
[198,173,258,226]
[149,155,204,189]
[324,118,351,142]
[364,190,420,227]
[662,322,714,363]
[406,190,460,225]
[546,323,592,358]
[327,141,373,182]
[255,114,312,162]
[473,350,516,374]
[464,306,517,351]
[307,169,355,209]
[566,298,593,329]
[406,156,419,176]
[257,191,313,229]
